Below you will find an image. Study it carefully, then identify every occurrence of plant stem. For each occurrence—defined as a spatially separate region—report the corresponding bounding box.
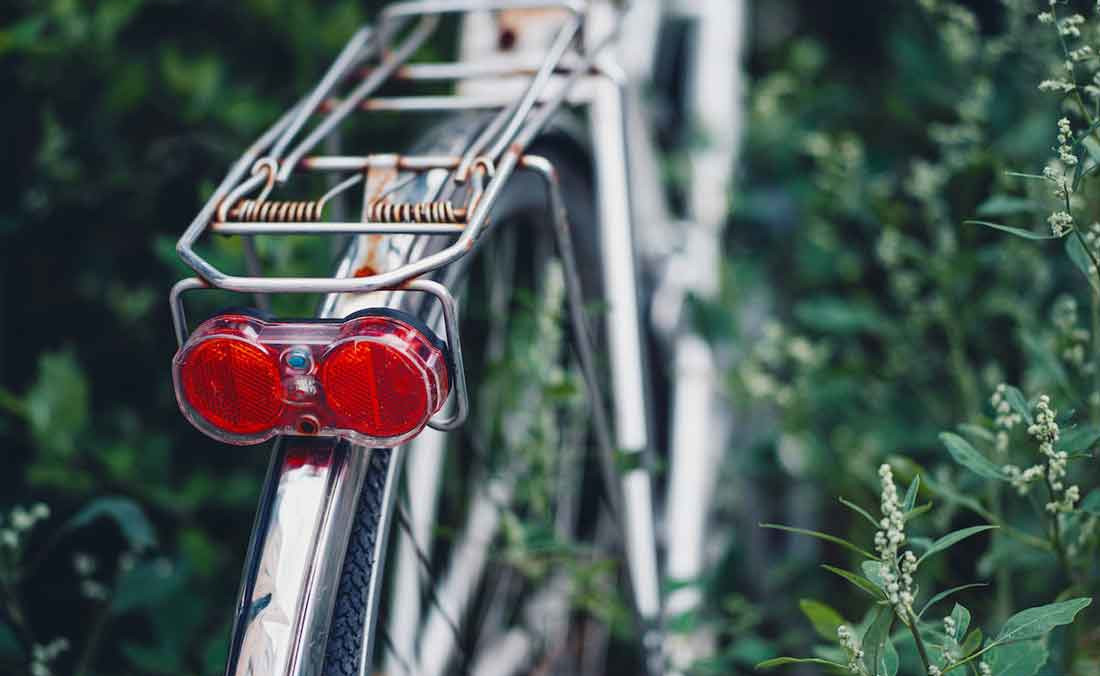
[1051,3,1100,141]
[988,481,1012,623]
[1091,288,1100,422]
[74,605,109,676]
[1044,477,1073,582]
[943,642,998,674]
[943,319,981,418]
[907,609,935,675]
[1039,480,1080,671]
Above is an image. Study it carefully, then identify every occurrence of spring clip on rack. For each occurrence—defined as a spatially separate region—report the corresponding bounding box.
[170,0,620,433]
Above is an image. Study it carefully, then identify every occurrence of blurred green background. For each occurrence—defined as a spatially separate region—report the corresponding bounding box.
[2,1,1099,675]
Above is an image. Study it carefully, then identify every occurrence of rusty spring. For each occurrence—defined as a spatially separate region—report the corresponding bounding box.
[366,200,466,224]
[230,198,325,222]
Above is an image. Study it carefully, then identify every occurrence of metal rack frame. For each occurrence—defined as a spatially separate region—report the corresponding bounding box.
[172,0,608,300]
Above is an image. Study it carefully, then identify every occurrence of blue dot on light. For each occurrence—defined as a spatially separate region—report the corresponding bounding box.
[288,352,308,369]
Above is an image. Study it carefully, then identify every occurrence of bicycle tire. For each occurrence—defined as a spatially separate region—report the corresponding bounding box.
[321,118,602,676]
[323,447,392,676]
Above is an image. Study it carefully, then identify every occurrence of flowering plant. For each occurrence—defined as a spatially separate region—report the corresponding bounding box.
[719,1,1100,675]
[760,459,1092,676]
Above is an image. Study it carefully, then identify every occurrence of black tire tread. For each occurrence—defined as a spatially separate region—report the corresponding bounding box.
[322,448,391,676]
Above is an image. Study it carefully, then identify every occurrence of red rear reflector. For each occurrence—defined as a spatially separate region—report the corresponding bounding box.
[179,336,284,435]
[172,311,451,446]
[320,317,449,439]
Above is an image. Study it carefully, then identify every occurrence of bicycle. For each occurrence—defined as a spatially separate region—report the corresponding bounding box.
[168,2,744,674]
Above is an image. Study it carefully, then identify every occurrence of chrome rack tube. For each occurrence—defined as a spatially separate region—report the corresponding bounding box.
[267,26,375,166]
[211,222,466,236]
[277,14,438,180]
[380,0,586,20]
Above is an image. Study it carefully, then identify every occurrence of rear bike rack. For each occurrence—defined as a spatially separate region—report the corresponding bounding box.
[171,0,622,434]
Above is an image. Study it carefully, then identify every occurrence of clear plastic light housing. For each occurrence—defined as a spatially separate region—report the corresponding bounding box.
[173,312,450,446]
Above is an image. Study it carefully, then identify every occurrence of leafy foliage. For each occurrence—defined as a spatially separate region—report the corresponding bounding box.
[699,0,1100,674]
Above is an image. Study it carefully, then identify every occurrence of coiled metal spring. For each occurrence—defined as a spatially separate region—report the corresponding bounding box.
[366,200,466,224]
[230,199,325,222]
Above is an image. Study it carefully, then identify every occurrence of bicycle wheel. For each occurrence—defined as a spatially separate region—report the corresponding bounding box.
[321,118,637,676]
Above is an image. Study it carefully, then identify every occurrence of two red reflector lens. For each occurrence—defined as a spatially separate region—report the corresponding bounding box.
[172,311,450,446]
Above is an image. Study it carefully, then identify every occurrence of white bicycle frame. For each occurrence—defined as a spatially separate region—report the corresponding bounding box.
[169,2,745,675]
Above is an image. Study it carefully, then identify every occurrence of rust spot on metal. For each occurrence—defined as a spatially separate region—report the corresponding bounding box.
[506,142,525,160]
[358,234,387,279]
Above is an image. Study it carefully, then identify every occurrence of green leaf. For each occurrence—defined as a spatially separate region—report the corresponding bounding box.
[1057,423,1100,453]
[862,605,894,676]
[1081,489,1100,515]
[25,350,89,456]
[861,560,886,590]
[939,433,1008,481]
[960,628,983,657]
[882,637,899,676]
[985,640,1049,676]
[916,525,998,566]
[111,558,184,615]
[921,474,989,518]
[66,497,157,551]
[1001,386,1032,424]
[948,603,970,642]
[756,657,847,670]
[909,536,932,551]
[821,565,884,599]
[761,523,876,559]
[93,0,144,42]
[839,497,879,528]
[976,196,1037,217]
[1072,143,1089,191]
[794,297,888,335]
[1066,235,1100,293]
[918,583,988,618]
[905,502,933,521]
[958,423,995,444]
[1078,135,1100,170]
[994,598,1092,643]
[0,16,47,56]
[965,220,1059,240]
[903,476,920,513]
[800,599,846,641]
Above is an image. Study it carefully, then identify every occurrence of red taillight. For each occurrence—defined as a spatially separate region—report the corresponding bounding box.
[172,311,451,446]
[321,317,450,439]
[179,336,284,435]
